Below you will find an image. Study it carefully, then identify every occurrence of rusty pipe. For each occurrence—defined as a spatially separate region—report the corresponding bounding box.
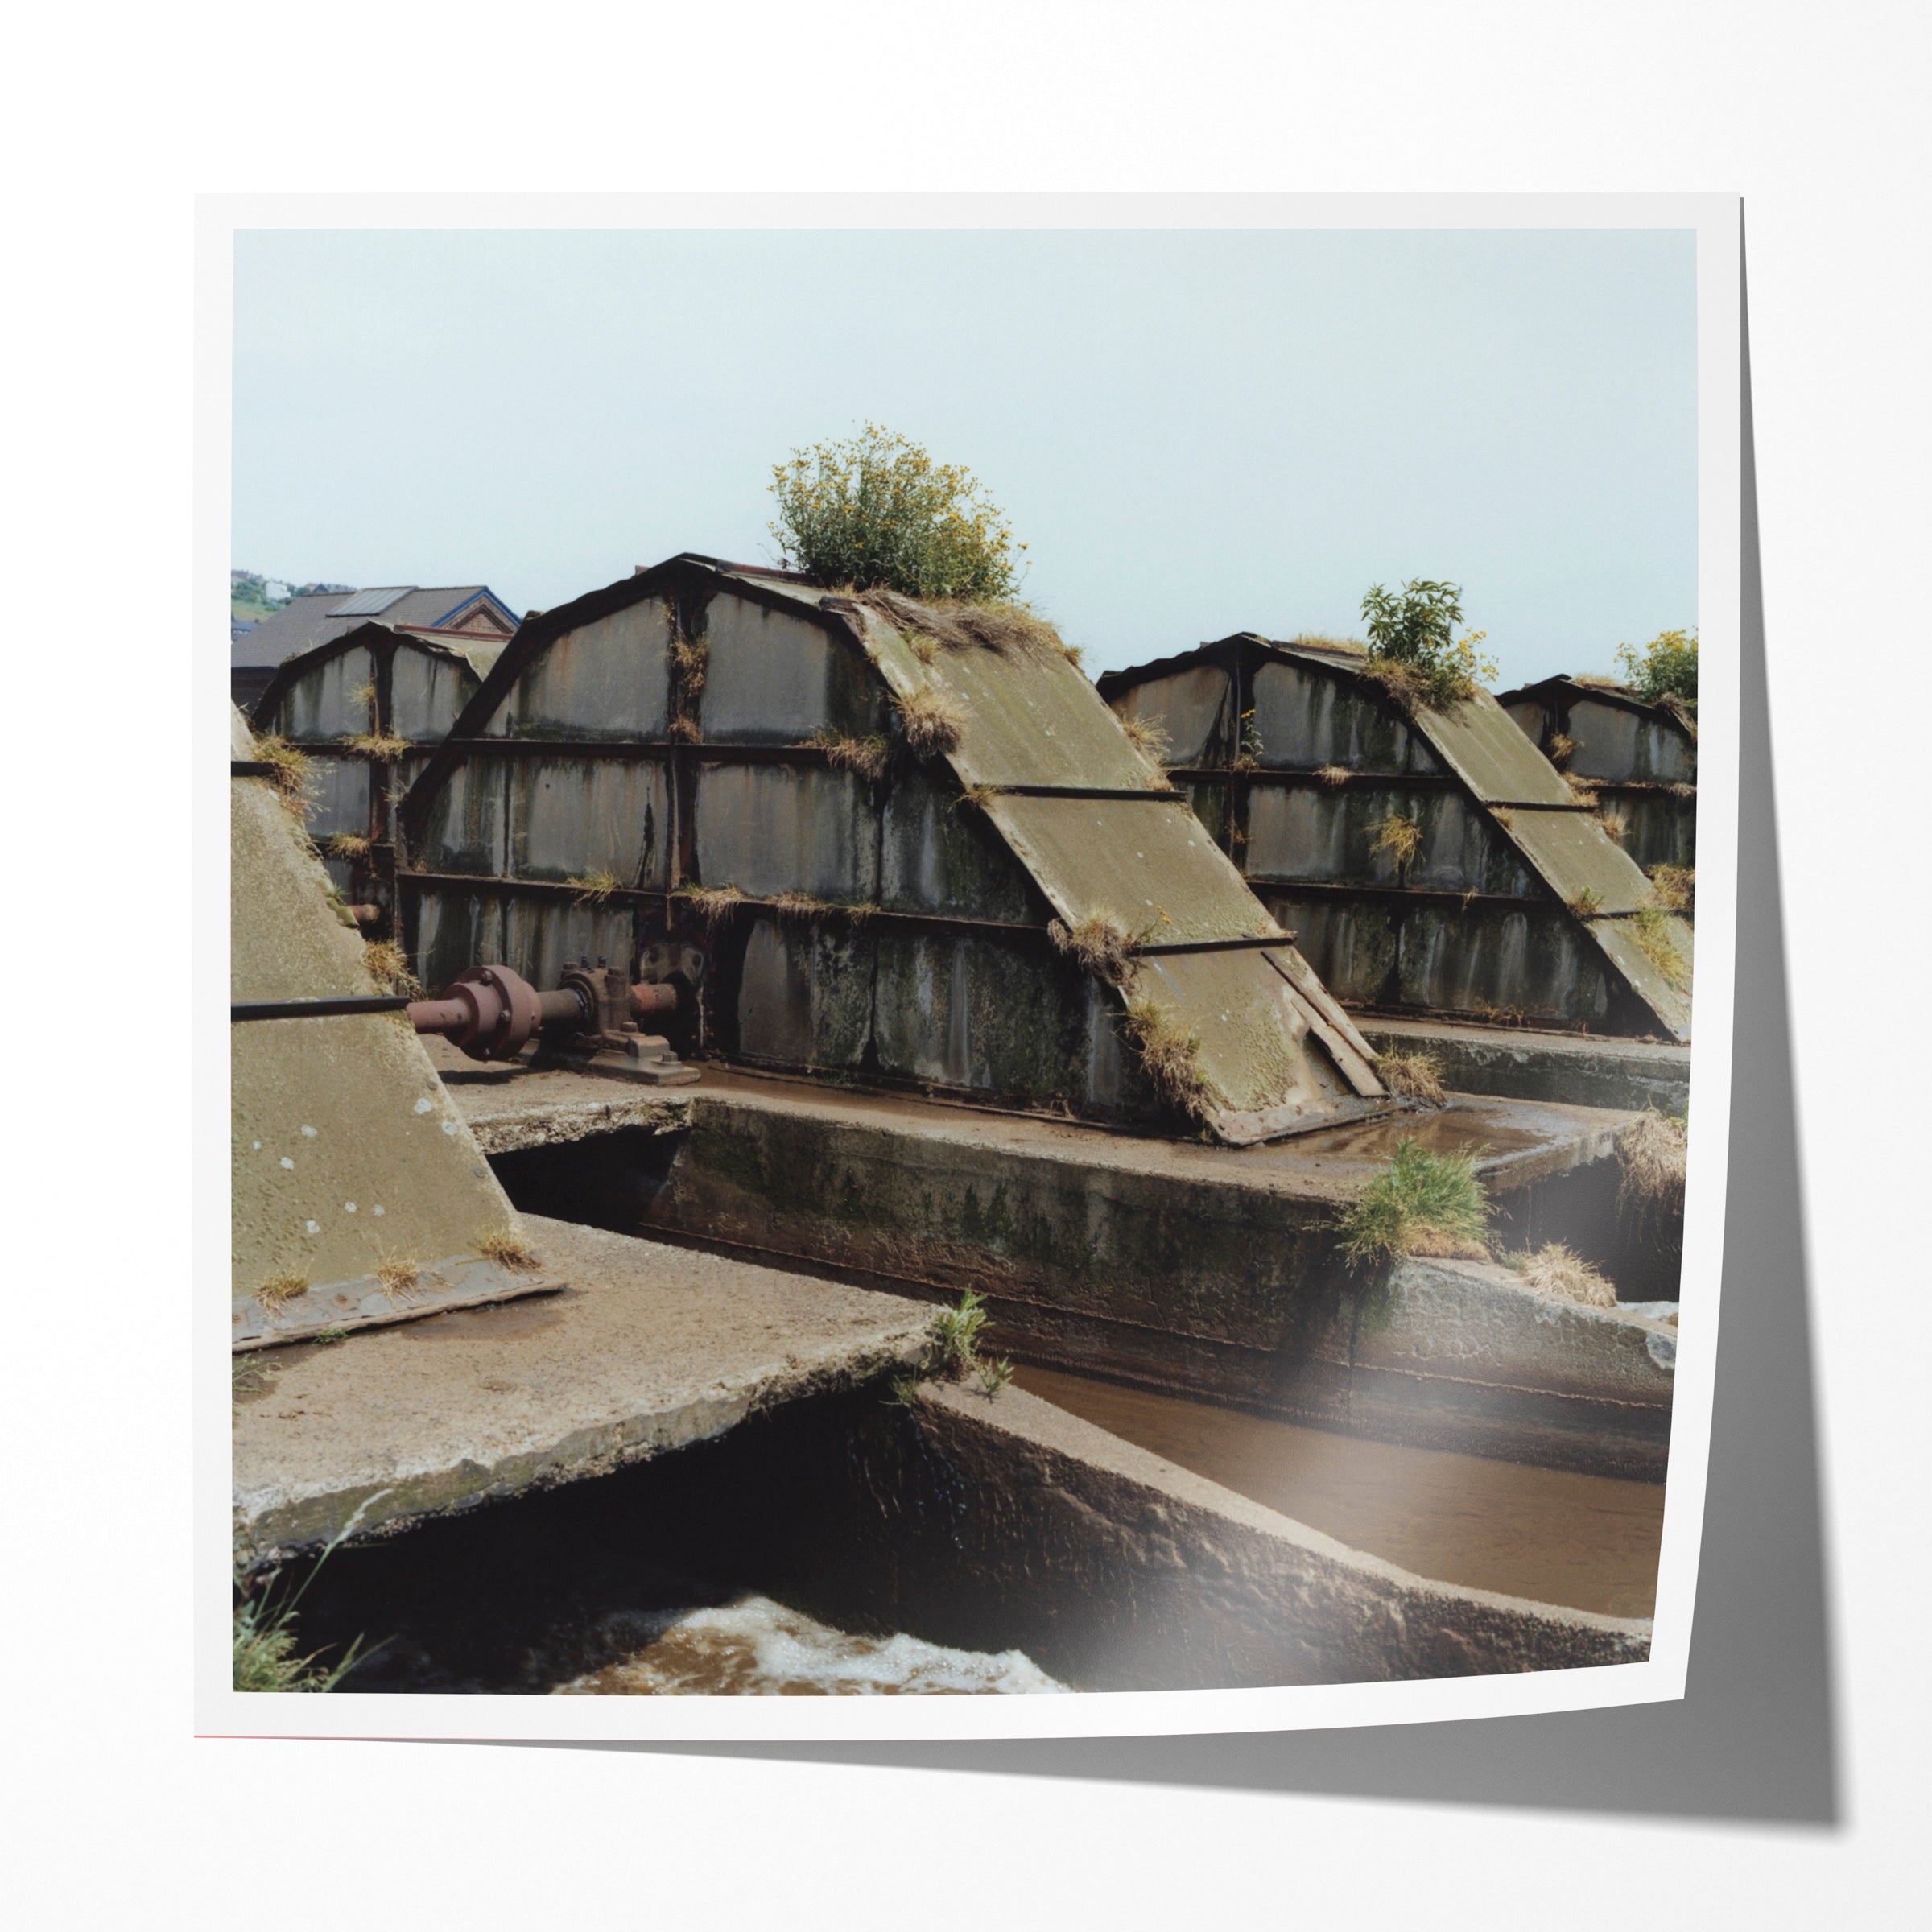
[407,964,674,1061]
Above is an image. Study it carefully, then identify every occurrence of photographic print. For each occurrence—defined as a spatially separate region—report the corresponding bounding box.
[208,197,1737,1736]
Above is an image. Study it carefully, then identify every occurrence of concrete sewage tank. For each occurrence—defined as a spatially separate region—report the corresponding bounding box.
[394,555,1399,1146]
[1496,672,1698,874]
[1098,634,1694,1042]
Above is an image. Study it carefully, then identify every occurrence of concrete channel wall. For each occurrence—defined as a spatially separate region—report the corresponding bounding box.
[465,1067,1678,1478]
[280,1365,1650,1692]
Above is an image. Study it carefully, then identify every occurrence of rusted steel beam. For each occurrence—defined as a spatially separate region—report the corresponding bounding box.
[985,785,1195,801]
[1131,934,1301,956]
[1165,765,1459,790]
[1246,877,1550,909]
[232,995,411,1022]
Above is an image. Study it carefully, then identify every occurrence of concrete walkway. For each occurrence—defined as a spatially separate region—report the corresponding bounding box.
[232,1215,932,1564]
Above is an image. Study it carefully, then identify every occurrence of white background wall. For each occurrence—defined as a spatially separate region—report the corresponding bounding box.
[9,3,1925,1926]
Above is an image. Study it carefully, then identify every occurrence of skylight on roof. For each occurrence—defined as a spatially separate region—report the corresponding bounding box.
[332,588,409,617]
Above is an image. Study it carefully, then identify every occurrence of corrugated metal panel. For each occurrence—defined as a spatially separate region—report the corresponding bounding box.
[506,597,671,740]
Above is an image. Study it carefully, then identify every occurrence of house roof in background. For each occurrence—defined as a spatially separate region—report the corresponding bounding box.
[231,585,518,668]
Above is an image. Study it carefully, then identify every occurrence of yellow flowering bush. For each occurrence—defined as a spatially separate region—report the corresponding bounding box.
[770,422,1025,599]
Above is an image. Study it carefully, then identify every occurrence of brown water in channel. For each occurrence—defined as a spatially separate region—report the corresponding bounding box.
[1014,1365,1665,1618]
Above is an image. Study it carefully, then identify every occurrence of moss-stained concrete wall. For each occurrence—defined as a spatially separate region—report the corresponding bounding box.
[230,712,539,1347]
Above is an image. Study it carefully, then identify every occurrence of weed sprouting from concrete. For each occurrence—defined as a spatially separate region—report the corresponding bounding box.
[312,1328,348,1345]
[1517,1241,1617,1308]
[770,890,832,923]
[1121,996,1212,1120]
[1337,1138,1491,1265]
[1375,1049,1447,1108]
[362,940,420,996]
[568,869,624,905]
[477,1228,541,1274]
[1370,811,1422,880]
[976,1356,1016,1397]
[669,627,708,697]
[1567,781,1602,811]
[1292,633,1369,656]
[1618,1108,1687,1232]
[231,1353,278,1404]
[349,679,378,712]
[807,729,892,783]
[676,883,745,929]
[254,736,315,815]
[1316,764,1352,787]
[342,732,411,761]
[1048,913,1136,985]
[1120,713,1169,758]
[887,1372,924,1406]
[668,715,701,743]
[930,1288,990,1377]
[324,832,372,861]
[1629,906,1691,988]
[1546,732,1578,769]
[1649,865,1695,919]
[856,588,1071,663]
[233,1503,384,1692]
[374,1257,423,1302]
[257,1271,309,1310]
[953,782,998,814]
[1600,812,1629,846]
[896,686,966,756]
[1567,886,1605,919]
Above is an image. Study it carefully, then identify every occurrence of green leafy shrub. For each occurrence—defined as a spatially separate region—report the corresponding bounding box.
[1616,628,1698,708]
[1359,580,1497,712]
[770,423,1024,599]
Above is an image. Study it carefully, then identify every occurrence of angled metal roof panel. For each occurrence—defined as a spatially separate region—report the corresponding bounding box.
[331,587,411,617]
[986,794,1267,945]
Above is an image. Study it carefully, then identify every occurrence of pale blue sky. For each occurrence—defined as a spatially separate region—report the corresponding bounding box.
[233,226,1696,686]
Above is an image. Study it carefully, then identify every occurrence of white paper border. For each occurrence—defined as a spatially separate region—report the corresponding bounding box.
[198,190,1740,1744]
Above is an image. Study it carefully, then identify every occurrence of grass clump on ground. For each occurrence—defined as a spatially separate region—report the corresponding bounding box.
[1512,1241,1617,1308]
[806,729,891,783]
[362,939,420,996]
[477,1228,540,1273]
[1375,1049,1447,1107]
[1337,1137,1491,1265]
[1048,913,1136,985]
[894,686,967,755]
[1121,995,1212,1121]
[676,882,745,929]
[568,868,623,905]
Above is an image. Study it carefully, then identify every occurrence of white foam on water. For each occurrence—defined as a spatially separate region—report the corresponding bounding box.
[554,1595,1067,1697]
